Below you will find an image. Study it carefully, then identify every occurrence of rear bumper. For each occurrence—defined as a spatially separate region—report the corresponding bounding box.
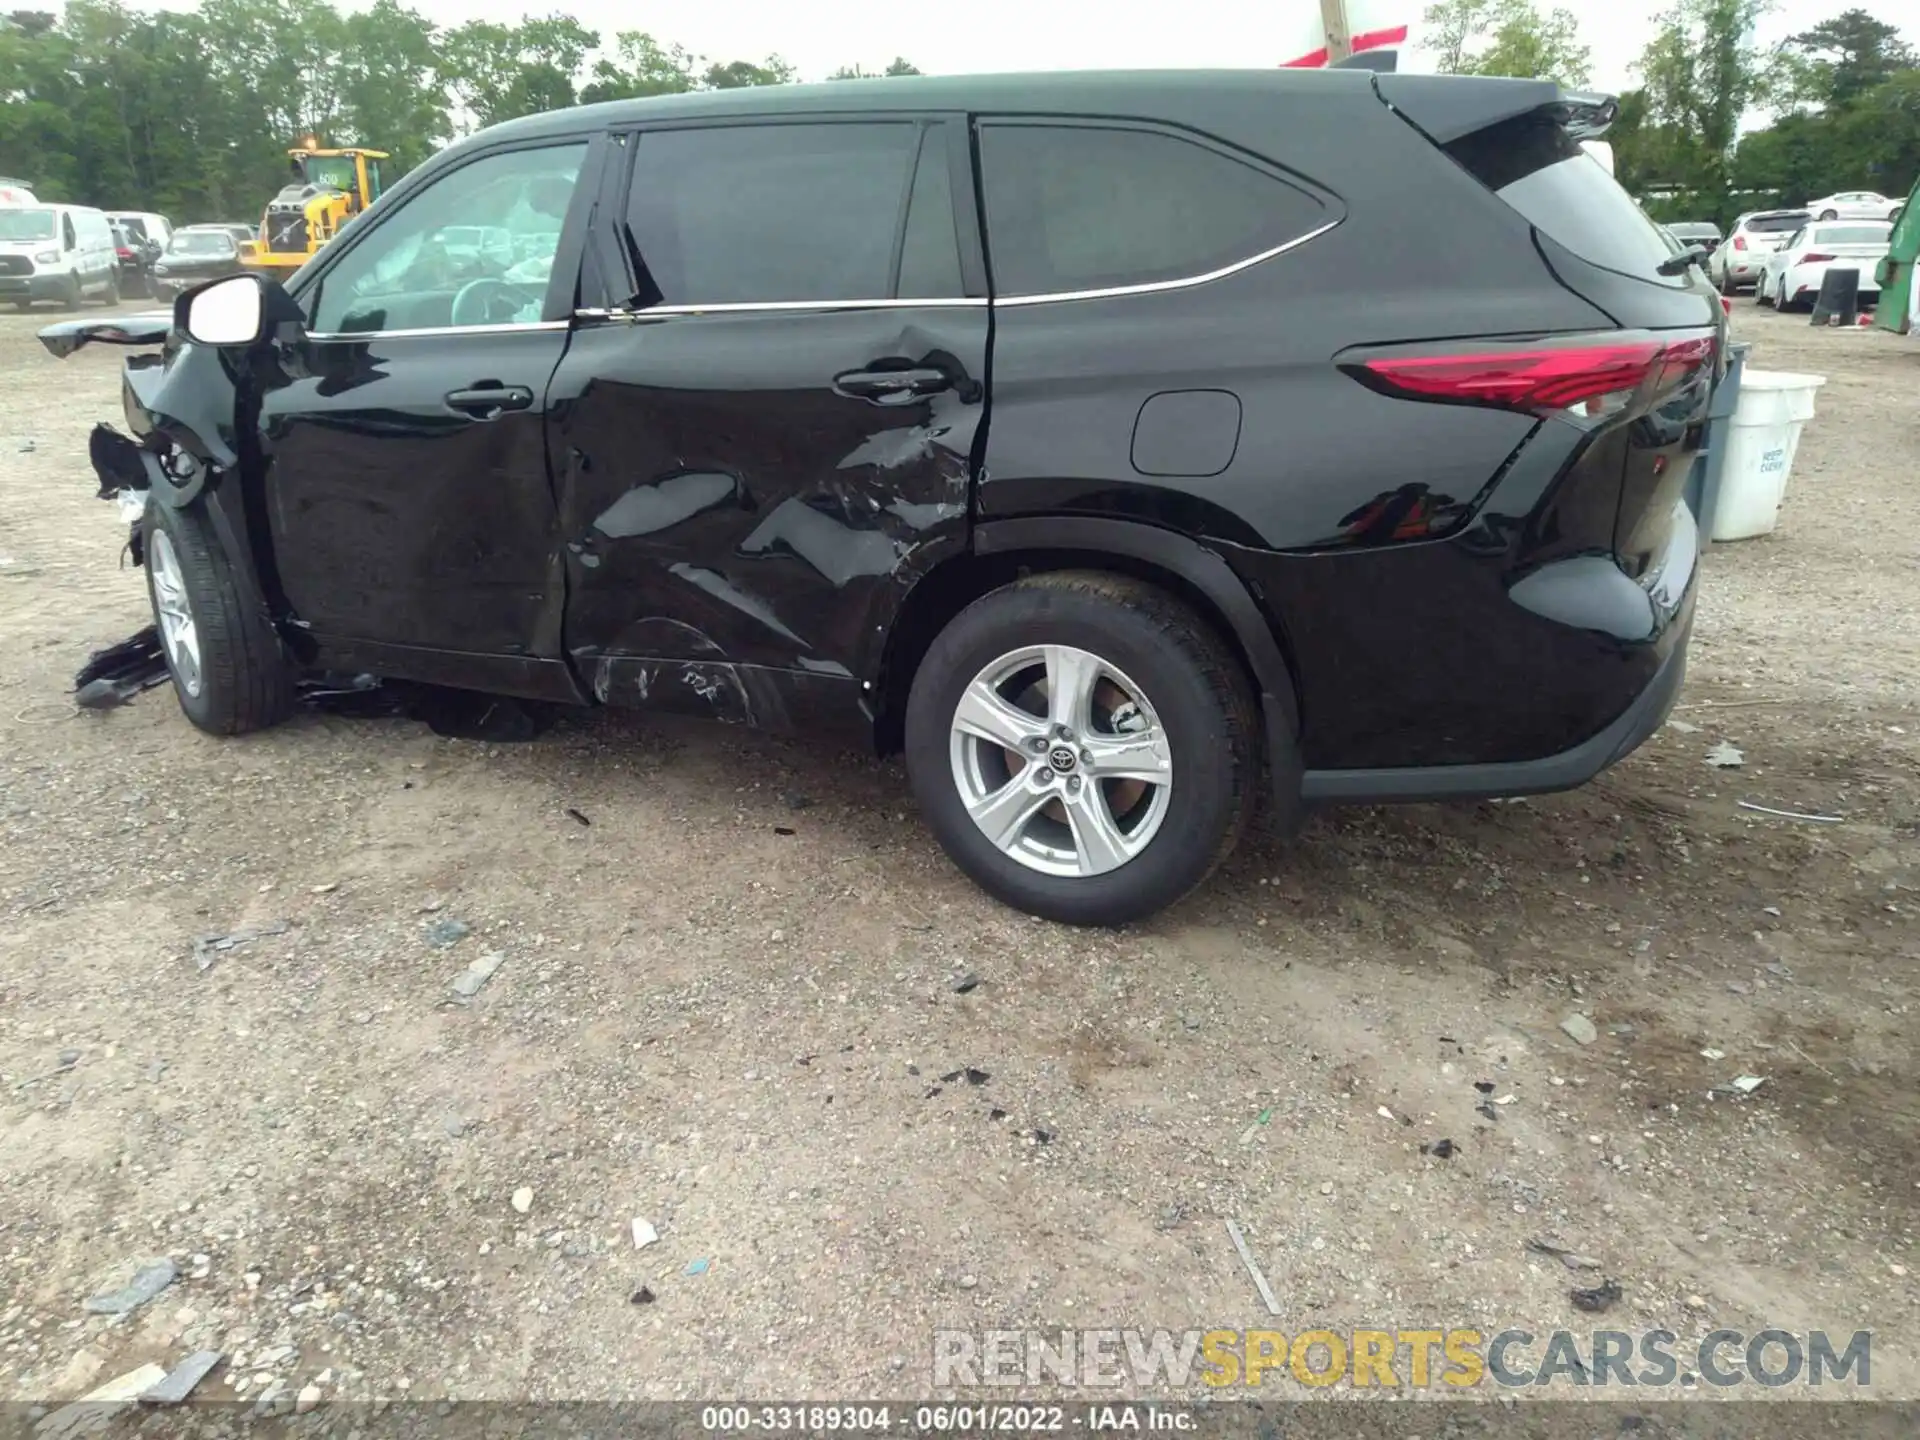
[1300,618,1689,803]
[1225,499,1699,804]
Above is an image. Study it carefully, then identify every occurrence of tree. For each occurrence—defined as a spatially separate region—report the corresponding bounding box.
[1421,0,1591,85]
[577,31,696,104]
[1785,8,1916,109]
[1633,0,1775,209]
[702,56,794,89]
[829,58,924,80]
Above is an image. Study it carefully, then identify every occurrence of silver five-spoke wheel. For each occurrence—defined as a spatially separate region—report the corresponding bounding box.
[147,528,203,698]
[948,643,1173,877]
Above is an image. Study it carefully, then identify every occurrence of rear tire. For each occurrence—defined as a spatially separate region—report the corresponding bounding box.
[1818,209,1838,221]
[904,571,1258,927]
[101,272,120,305]
[61,274,82,310]
[141,500,295,736]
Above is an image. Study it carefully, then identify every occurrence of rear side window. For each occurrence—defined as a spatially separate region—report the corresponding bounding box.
[626,123,943,305]
[977,123,1329,298]
[1448,115,1676,283]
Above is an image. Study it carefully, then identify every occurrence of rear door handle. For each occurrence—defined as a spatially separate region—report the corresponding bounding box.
[832,366,952,406]
[445,384,533,421]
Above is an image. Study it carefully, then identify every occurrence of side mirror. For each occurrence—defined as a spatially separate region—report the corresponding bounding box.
[176,272,302,348]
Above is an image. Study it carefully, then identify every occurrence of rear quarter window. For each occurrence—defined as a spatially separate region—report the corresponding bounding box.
[1447,115,1679,285]
[977,122,1330,298]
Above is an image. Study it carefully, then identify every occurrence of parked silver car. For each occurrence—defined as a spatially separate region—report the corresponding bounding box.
[1709,209,1811,294]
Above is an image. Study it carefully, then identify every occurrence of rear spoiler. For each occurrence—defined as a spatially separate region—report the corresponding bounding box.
[1373,73,1619,145]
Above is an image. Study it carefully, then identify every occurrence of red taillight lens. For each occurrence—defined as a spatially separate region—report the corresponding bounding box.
[1351,333,1716,420]
[115,247,133,259]
[1720,295,1733,315]
[1733,235,1747,250]
[1800,251,1835,263]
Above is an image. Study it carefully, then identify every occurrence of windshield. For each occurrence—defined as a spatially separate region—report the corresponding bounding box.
[0,208,57,241]
[1812,224,1891,246]
[1747,213,1809,234]
[302,155,357,192]
[170,231,235,256]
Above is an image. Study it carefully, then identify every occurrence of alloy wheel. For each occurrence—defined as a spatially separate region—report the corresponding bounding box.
[148,529,204,697]
[947,643,1173,878]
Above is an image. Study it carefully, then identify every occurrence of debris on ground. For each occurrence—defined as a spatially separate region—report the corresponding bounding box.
[1421,1138,1457,1159]
[565,807,591,826]
[1704,741,1746,769]
[191,920,290,974]
[1666,718,1701,734]
[449,951,505,999]
[1476,1101,1500,1123]
[630,1218,658,1250]
[423,917,472,948]
[629,1286,656,1305]
[1527,1238,1602,1271]
[782,792,815,811]
[511,1187,533,1214]
[72,627,168,710]
[684,1258,710,1276]
[1570,1278,1623,1314]
[38,1363,168,1440]
[82,1258,177,1315]
[1731,1075,1767,1094]
[1737,800,1844,823]
[950,972,980,994]
[140,1351,223,1407]
[1700,1047,1726,1060]
[1223,1220,1282,1316]
[1473,1080,1495,1094]
[1559,1013,1598,1045]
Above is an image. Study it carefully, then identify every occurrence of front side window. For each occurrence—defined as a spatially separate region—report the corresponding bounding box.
[310,142,586,334]
[62,215,76,249]
[977,123,1330,298]
[623,122,930,305]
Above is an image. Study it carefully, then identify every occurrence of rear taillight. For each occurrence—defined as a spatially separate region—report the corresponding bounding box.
[1350,332,1716,421]
[115,247,132,259]
[1801,251,1835,263]
[1733,235,1747,250]
[1720,295,1733,315]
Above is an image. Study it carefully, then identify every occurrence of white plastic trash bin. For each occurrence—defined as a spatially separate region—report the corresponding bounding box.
[1710,369,1826,541]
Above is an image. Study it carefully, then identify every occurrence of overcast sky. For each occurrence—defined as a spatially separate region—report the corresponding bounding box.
[134,0,1911,94]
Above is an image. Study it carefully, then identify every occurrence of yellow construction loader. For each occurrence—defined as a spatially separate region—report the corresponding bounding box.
[242,137,388,276]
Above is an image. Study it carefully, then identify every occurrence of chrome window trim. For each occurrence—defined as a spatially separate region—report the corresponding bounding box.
[995,219,1342,307]
[576,296,986,319]
[569,217,1339,320]
[303,320,573,342]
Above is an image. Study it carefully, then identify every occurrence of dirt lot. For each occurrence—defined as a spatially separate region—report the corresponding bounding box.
[1,302,1916,1410]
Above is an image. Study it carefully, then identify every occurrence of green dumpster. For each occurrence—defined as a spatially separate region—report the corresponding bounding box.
[1872,177,1919,336]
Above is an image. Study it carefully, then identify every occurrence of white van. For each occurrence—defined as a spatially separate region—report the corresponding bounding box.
[0,203,121,309]
[106,210,173,249]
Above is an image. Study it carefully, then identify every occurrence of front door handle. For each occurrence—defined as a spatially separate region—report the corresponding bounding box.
[445,384,533,421]
[832,366,952,406]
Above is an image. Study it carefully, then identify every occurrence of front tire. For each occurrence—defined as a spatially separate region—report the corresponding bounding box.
[141,500,295,735]
[61,274,82,310]
[101,271,120,305]
[904,572,1258,926]
[1818,209,1838,221]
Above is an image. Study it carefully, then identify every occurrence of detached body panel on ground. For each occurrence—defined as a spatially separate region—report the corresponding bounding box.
[41,68,1725,923]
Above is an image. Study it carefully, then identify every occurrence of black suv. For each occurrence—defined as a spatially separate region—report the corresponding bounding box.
[44,69,1722,926]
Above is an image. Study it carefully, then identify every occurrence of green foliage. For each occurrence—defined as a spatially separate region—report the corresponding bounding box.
[1420,0,1592,86]
[0,2,920,219]
[1612,2,1918,226]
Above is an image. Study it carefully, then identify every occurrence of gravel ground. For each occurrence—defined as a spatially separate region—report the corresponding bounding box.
[1,303,1916,1409]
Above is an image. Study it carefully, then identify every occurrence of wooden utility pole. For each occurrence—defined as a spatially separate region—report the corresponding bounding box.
[1318,0,1353,62]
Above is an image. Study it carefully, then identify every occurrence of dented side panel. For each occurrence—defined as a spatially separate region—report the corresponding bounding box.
[548,305,987,707]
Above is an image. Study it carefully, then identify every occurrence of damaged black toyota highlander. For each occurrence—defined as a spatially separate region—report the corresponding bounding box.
[42,68,1723,927]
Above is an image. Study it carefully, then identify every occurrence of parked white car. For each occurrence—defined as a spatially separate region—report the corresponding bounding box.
[1757,219,1893,311]
[1710,209,1811,293]
[1804,191,1901,222]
